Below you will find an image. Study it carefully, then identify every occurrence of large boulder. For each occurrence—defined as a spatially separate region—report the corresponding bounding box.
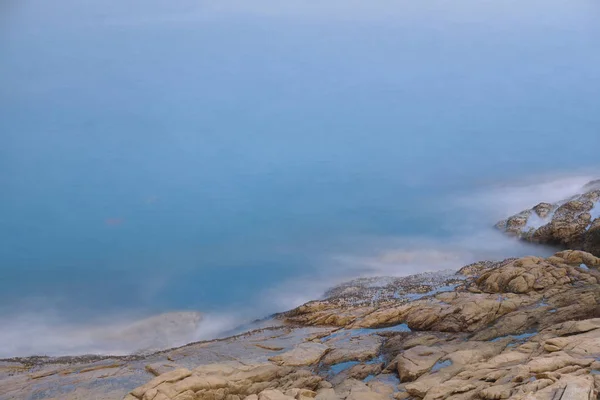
[496,180,600,256]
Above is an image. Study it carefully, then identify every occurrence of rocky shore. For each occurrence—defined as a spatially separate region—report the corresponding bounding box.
[496,180,600,257]
[2,181,600,400]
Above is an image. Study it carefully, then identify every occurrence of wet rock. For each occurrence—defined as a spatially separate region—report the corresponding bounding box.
[496,181,600,256]
[533,202,554,218]
[345,363,383,381]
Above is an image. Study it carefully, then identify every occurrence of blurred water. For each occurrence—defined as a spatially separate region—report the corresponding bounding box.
[1,0,600,356]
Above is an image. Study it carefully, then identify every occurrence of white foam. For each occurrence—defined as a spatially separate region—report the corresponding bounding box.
[0,310,240,358]
[459,174,597,220]
[259,175,597,311]
[4,173,598,358]
[523,211,554,232]
[260,230,553,315]
[589,202,600,229]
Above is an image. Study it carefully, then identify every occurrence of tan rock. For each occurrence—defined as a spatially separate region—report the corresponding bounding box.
[478,384,514,399]
[345,363,383,381]
[527,352,593,373]
[269,343,329,367]
[395,345,445,382]
[131,368,192,399]
[282,302,375,327]
[173,391,196,400]
[560,375,596,400]
[496,185,600,257]
[314,388,340,400]
[393,392,410,400]
[367,381,395,396]
[346,391,388,400]
[258,389,296,400]
[516,378,553,394]
[146,363,181,377]
[420,379,483,400]
[321,335,382,365]
[553,250,600,267]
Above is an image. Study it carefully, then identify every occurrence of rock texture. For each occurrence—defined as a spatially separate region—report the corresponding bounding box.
[3,250,600,400]
[116,250,600,400]
[496,180,600,256]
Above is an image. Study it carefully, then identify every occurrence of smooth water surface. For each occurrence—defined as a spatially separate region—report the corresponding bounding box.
[1,0,600,356]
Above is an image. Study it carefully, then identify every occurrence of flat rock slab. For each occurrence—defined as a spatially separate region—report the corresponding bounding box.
[269,342,330,366]
[321,335,383,366]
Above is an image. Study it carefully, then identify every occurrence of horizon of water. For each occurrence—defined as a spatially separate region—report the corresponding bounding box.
[1,0,600,357]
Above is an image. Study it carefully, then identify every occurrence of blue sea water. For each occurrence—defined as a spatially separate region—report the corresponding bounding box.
[1,0,600,356]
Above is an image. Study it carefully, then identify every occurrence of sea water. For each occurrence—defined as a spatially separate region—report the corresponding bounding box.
[1,0,600,357]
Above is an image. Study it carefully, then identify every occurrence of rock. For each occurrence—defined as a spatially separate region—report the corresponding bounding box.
[533,203,554,218]
[524,375,596,400]
[367,381,395,397]
[279,302,375,327]
[172,391,196,400]
[479,384,513,399]
[123,362,328,400]
[526,352,593,373]
[504,213,529,234]
[560,376,596,400]
[458,260,500,278]
[552,249,600,267]
[130,368,192,398]
[259,389,295,400]
[395,345,445,382]
[314,388,340,400]
[270,343,330,367]
[10,242,600,400]
[496,181,600,256]
[474,256,573,294]
[345,391,388,400]
[321,335,382,366]
[345,363,383,381]
[146,363,182,376]
[284,388,317,399]
[334,379,388,400]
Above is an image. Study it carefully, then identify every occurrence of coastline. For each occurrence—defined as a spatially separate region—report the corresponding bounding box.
[2,180,600,399]
[3,248,600,400]
[3,173,596,360]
